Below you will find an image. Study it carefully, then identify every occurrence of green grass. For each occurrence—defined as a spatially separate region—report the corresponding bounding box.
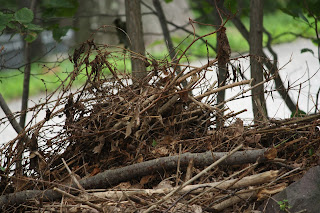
[0,60,74,100]
[0,55,127,100]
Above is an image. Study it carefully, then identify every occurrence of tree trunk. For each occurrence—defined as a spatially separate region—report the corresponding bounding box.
[125,0,147,83]
[213,0,227,129]
[74,0,92,44]
[152,0,187,88]
[249,0,268,123]
[224,5,298,116]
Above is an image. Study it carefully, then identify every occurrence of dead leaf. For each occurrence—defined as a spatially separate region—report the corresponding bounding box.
[151,147,169,155]
[125,119,134,138]
[154,179,173,190]
[93,137,105,154]
[233,118,244,136]
[179,90,189,102]
[264,148,277,160]
[90,167,101,176]
[140,175,155,185]
[257,183,287,200]
[136,154,144,163]
[110,140,119,152]
[191,205,203,213]
[134,106,140,127]
[245,134,261,144]
[116,182,131,189]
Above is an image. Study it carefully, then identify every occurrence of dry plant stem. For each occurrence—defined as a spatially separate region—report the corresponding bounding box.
[158,75,198,114]
[0,148,268,207]
[62,158,85,191]
[216,76,273,109]
[187,162,259,205]
[211,190,256,211]
[185,158,194,182]
[189,95,218,112]
[91,170,278,200]
[53,187,103,212]
[143,144,243,213]
[195,79,251,100]
[176,144,182,187]
[211,183,287,211]
[176,59,218,84]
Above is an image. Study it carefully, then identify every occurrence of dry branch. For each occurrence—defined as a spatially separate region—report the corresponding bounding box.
[0,148,268,207]
[89,170,278,200]
[143,144,243,213]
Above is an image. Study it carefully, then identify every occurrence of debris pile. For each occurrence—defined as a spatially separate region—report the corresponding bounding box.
[0,40,319,212]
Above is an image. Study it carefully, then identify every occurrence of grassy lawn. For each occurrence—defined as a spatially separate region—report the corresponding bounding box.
[0,11,316,101]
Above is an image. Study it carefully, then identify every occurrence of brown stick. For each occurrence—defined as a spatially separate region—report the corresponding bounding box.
[89,170,278,200]
[0,148,268,207]
[143,144,244,213]
[53,187,103,212]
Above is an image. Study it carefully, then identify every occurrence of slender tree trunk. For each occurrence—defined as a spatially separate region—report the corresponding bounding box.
[20,42,31,128]
[17,0,37,178]
[152,0,187,88]
[249,0,268,123]
[125,0,147,83]
[74,0,92,44]
[224,6,298,115]
[213,0,227,129]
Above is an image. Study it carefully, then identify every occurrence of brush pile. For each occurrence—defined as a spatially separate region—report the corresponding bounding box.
[0,40,319,212]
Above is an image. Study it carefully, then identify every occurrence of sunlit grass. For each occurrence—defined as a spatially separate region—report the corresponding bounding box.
[0,55,128,100]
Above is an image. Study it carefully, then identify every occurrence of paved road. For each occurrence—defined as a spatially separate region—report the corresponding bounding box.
[1,38,319,144]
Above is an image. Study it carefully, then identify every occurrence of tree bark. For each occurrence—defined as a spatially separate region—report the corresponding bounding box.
[125,0,147,83]
[249,0,268,122]
[213,0,228,129]
[152,0,187,88]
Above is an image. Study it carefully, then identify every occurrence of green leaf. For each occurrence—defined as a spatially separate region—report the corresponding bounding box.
[301,48,314,55]
[24,31,38,42]
[52,26,70,41]
[25,23,43,31]
[0,12,13,26]
[152,139,157,147]
[311,38,320,46]
[308,148,314,156]
[0,25,6,31]
[0,166,5,172]
[290,109,306,118]
[14,8,34,24]
[164,0,173,3]
[42,0,78,17]
[298,12,309,24]
[6,22,19,31]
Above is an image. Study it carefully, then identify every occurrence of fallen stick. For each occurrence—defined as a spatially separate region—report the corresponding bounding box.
[143,144,244,213]
[210,183,287,211]
[0,148,268,207]
[53,187,103,212]
[89,170,278,200]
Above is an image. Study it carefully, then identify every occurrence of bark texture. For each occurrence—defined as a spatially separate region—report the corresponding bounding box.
[125,0,147,82]
[249,0,268,122]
